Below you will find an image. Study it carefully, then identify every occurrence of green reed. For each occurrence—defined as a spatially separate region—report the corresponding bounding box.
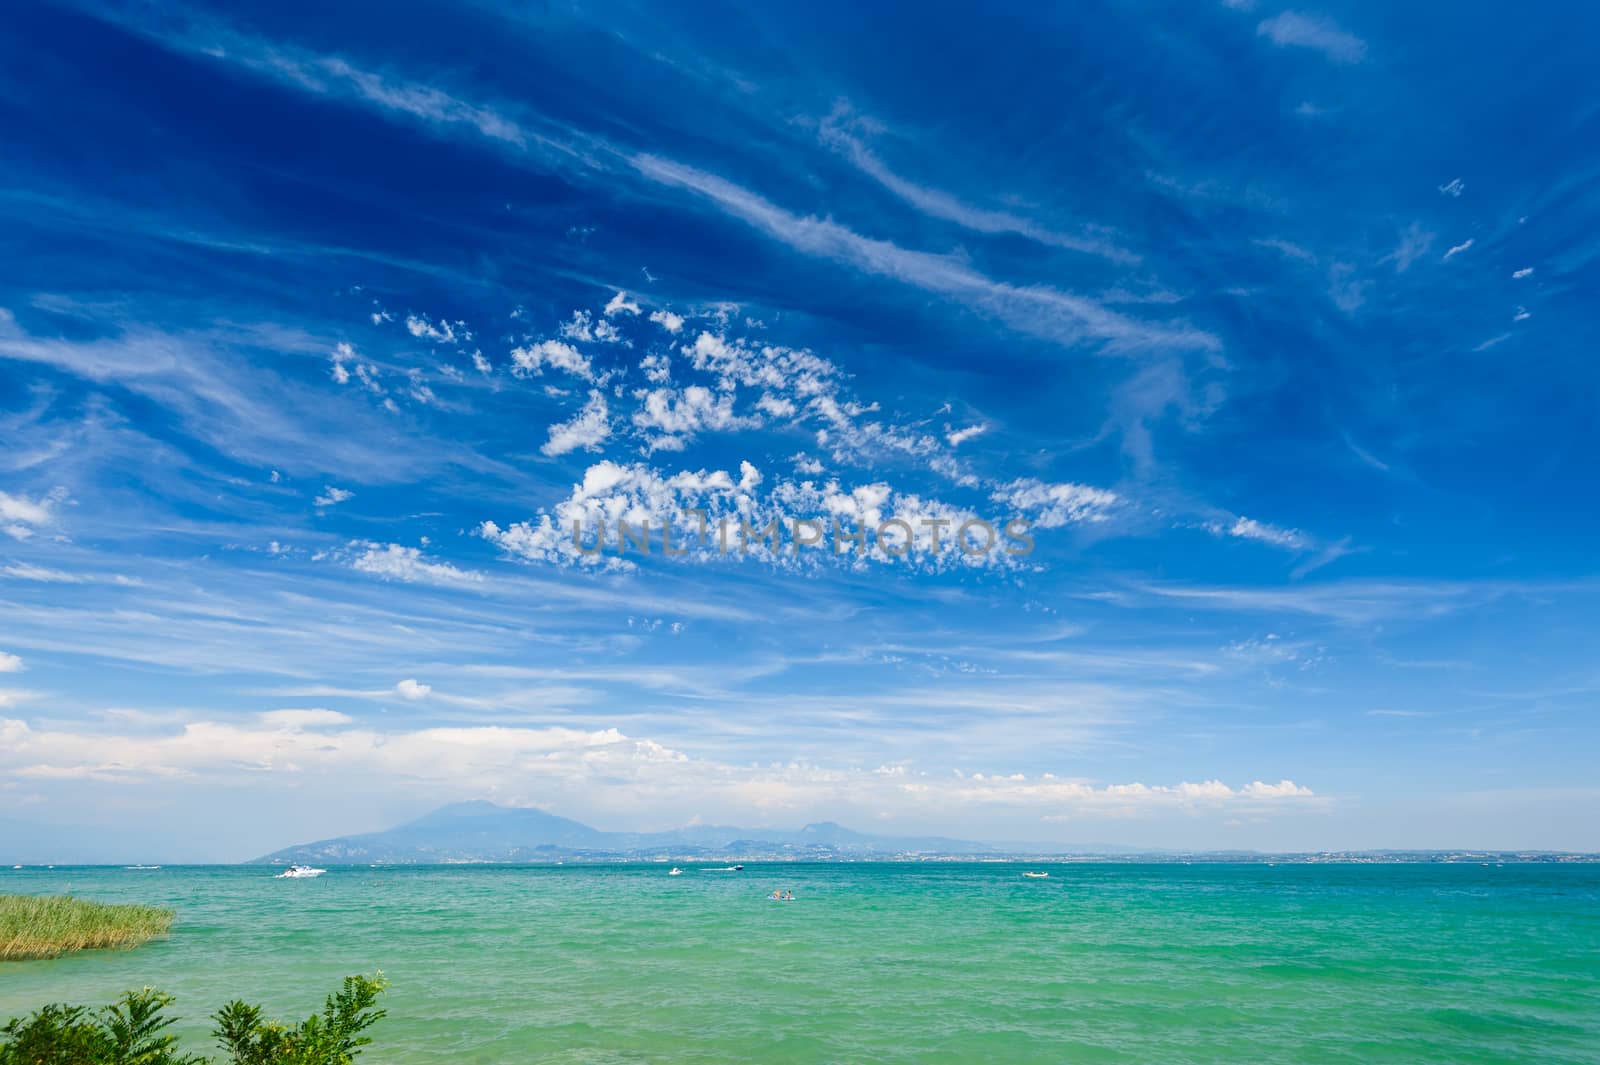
[0,895,175,961]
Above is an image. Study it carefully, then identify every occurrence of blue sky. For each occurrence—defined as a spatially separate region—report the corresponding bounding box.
[2,0,1597,861]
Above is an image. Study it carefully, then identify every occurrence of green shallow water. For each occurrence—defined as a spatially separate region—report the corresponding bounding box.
[2,863,1597,1063]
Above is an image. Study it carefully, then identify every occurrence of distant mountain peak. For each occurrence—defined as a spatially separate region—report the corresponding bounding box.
[250,801,1077,864]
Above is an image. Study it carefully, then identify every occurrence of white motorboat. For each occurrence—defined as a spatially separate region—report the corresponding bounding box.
[668,867,684,876]
[1022,871,1050,879]
[276,864,327,879]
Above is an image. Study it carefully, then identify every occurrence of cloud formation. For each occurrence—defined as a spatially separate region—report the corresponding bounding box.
[1256,12,1368,63]
[0,711,1314,824]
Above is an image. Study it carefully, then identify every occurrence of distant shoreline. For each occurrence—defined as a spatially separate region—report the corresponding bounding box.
[6,852,1598,868]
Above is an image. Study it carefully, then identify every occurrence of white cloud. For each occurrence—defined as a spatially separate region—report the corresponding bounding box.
[543,390,612,456]
[554,321,984,482]
[330,341,353,383]
[1386,224,1434,273]
[0,710,1313,821]
[1442,238,1474,261]
[1254,238,1316,263]
[604,292,641,317]
[945,424,987,448]
[1209,516,1308,550]
[1512,267,1534,279]
[406,314,460,344]
[1438,178,1465,198]
[480,460,1034,572]
[630,154,1218,355]
[947,774,1314,810]
[314,485,354,508]
[649,310,684,333]
[348,542,485,588]
[633,385,760,448]
[819,110,1137,264]
[0,651,23,673]
[1,564,139,586]
[137,26,532,152]
[991,479,1120,528]
[247,50,528,146]
[140,29,1212,363]
[258,708,352,729]
[395,678,432,701]
[0,487,65,541]
[756,394,797,418]
[1327,263,1370,313]
[3,564,78,583]
[406,368,438,406]
[353,362,383,394]
[1241,779,1315,798]
[0,493,53,527]
[559,310,624,345]
[510,339,593,380]
[1256,12,1367,63]
[1513,307,1531,322]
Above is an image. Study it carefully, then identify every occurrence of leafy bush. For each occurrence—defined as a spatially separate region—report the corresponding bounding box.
[213,976,387,1065]
[0,975,386,1065]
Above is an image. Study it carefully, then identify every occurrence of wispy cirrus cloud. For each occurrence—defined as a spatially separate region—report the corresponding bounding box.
[0,309,510,481]
[1256,12,1368,63]
[819,110,1138,264]
[629,154,1218,356]
[1208,516,1309,551]
[1121,578,1563,626]
[0,486,66,541]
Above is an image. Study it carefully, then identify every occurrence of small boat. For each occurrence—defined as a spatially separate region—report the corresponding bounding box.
[1022,871,1050,879]
[276,864,327,879]
[668,867,684,876]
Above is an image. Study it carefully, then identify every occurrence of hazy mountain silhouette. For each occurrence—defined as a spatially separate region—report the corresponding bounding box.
[251,801,1129,863]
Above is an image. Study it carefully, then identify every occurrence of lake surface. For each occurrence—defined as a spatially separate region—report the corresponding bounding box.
[2,863,1597,1063]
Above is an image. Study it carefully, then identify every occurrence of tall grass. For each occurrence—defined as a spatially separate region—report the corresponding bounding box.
[0,894,174,961]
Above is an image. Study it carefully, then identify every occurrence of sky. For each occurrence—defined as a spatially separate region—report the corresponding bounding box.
[2,0,1598,862]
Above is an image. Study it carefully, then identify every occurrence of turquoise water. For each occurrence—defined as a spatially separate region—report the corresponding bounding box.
[2,863,1597,1063]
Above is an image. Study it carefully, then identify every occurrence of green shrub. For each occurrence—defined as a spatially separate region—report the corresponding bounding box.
[0,975,386,1065]
[213,975,387,1065]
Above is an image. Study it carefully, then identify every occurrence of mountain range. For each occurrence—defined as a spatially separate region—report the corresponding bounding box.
[250,801,1122,863]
